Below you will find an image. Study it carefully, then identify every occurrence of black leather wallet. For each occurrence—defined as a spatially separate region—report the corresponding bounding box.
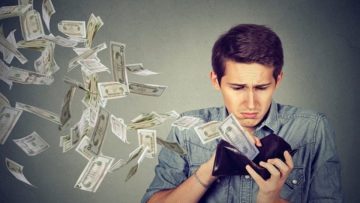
[212,134,297,180]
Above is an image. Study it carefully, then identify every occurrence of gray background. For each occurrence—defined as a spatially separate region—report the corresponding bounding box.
[1,0,359,202]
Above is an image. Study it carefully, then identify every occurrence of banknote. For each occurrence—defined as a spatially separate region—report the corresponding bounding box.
[129,82,167,97]
[79,59,109,75]
[63,76,87,91]
[126,63,159,76]
[0,92,10,109]
[5,157,35,187]
[13,131,49,156]
[34,42,58,76]
[42,34,78,48]
[0,5,31,20]
[74,154,114,192]
[73,47,98,59]
[138,129,157,158]
[125,146,149,182]
[60,86,76,128]
[109,145,144,172]
[156,137,187,156]
[110,41,129,88]
[68,42,106,72]
[88,107,109,156]
[108,159,126,173]
[0,106,23,144]
[17,38,49,51]
[127,116,163,130]
[218,114,259,160]
[15,102,61,125]
[194,121,221,144]
[62,134,73,153]
[75,136,93,160]
[2,29,16,64]
[86,13,103,47]
[22,9,45,41]
[131,111,163,123]
[110,114,128,143]
[97,82,127,100]
[70,124,81,147]
[58,20,86,39]
[6,66,54,85]
[0,59,13,88]
[172,116,201,130]
[18,0,33,40]
[0,30,28,64]
[42,0,55,31]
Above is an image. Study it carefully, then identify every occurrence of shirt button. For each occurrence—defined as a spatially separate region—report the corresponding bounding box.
[244,175,250,179]
[292,179,298,185]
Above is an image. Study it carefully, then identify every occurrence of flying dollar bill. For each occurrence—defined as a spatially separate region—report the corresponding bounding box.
[125,146,149,182]
[218,114,259,160]
[58,20,86,39]
[86,13,103,47]
[59,86,76,128]
[42,34,78,48]
[42,0,55,31]
[110,114,128,143]
[22,9,45,41]
[74,154,114,193]
[138,129,157,158]
[75,136,93,160]
[109,145,144,173]
[15,102,61,125]
[87,107,109,156]
[0,106,23,144]
[5,158,35,187]
[97,81,127,100]
[68,42,106,72]
[0,4,31,20]
[172,116,202,130]
[13,131,49,156]
[110,41,129,89]
[34,41,59,76]
[5,66,54,85]
[129,82,167,97]
[0,92,10,109]
[79,59,109,75]
[194,121,221,144]
[156,137,187,156]
[2,29,17,64]
[0,30,28,64]
[126,63,159,76]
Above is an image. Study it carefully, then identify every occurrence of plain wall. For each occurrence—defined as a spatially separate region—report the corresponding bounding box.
[0,0,359,202]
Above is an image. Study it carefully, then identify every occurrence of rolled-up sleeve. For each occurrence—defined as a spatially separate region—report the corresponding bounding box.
[309,115,343,202]
[141,126,189,203]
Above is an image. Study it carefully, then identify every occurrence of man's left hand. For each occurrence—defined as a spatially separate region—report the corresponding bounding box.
[245,150,293,203]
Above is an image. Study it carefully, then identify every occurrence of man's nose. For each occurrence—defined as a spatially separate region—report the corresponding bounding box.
[246,90,255,110]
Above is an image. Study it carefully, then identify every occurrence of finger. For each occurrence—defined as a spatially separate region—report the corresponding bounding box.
[254,136,262,147]
[245,131,262,147]
[284,151,294,169]
[245,164,264,185]
[267,158,291,178]
[259,161,281,181]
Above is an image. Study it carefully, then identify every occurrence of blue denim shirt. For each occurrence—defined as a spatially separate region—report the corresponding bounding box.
[141,102,343,203]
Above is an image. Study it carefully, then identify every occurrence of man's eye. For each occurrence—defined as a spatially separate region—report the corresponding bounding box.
[231,86,244,90]
[256,86,268,90]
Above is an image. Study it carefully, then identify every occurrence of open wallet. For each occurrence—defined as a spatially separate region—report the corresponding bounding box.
[212,133,298,180]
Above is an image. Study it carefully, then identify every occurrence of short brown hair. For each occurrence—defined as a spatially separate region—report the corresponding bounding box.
[211,24,283,84]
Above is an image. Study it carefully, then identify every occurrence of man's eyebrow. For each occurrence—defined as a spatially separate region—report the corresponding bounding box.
[227,82,272,87]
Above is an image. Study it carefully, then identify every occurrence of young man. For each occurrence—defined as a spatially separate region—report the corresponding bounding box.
[141,24,342,203]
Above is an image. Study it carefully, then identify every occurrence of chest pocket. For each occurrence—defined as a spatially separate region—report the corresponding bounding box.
[281,167,305,202]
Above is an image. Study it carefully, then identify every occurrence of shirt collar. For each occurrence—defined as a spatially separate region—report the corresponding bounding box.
[256,100,279,133]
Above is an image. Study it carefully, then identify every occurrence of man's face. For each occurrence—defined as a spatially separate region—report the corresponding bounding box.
[211,61,282,133]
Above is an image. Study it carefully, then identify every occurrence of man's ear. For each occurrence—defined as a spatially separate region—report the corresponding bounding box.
[275,71,284,88]
[210,71,221,90]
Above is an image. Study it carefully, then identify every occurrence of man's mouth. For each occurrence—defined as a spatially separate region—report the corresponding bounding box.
[241,112,257,119]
